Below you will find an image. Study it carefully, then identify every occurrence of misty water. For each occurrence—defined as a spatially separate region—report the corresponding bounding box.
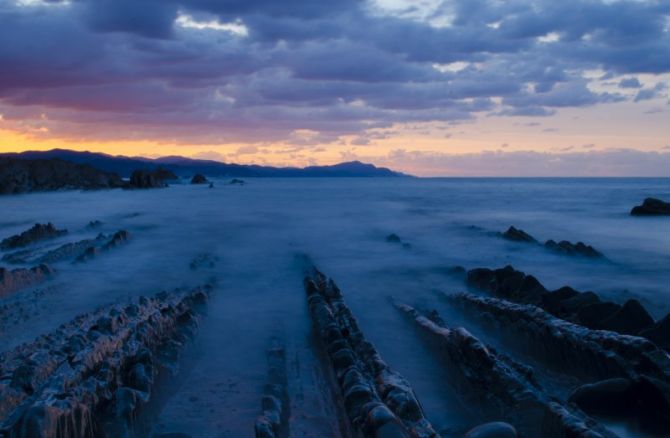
[1,177,670,437]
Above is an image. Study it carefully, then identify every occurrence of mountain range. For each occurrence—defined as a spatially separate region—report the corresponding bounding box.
[0,149,406,178]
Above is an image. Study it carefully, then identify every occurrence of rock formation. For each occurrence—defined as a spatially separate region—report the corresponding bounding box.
[304,266,438,437]
[190,174,208,184]
[0,157,124,195]
[500,226,604,258]
[449,293,670,434]
[128,169,170,189]
[544,239,603,258]
[0,285,209,437]
[395,302,617,437]
[466,265,666,345]
[255,339,290,438]
[0,264,54,298]
[0,223,67,250]
[631,198,670,216]
[501,226,536,243]
[386,233,411,248]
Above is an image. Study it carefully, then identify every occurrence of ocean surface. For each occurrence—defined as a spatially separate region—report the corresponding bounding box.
[1,177,669,437]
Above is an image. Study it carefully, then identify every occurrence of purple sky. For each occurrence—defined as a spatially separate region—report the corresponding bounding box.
[0,0,669,175]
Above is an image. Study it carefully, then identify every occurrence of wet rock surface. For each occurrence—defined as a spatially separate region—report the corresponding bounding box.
[395,302,617,437]
[467,265,665,346]
[631,198,670,216]
[0,157,124,195]
[304,266,437,437]
[0,265,54,298]
[0,285,209,437]
[0,223,67,250]
[254,339,290,438]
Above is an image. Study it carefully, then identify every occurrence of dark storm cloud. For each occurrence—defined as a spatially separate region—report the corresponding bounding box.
[0,0,669,142]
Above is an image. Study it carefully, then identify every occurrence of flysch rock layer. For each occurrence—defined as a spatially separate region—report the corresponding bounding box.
[466,265,669,349]
[0,224,67,251]
[394,302,617,438]
[448,293,670,384]
[449,292,670,434]
[0,285,209,438]
[0,265,54,299]
[304,266,438,438]
[254,338,290,438]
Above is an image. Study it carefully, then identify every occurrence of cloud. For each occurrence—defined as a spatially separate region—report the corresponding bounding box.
[0,0,668,147]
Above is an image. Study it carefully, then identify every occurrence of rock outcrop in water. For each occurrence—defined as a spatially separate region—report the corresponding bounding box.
[2,231,131,265]
[544,240,603,258]
[466,265,667,347]
[500,226,604,258]
[449,293,670,434]
[128,169,172,189]
[386,233,411,249]
[501,226,537,243]
[0,157,124,195]
[255,339,290,438]
[395,302,617,437]
[304,266,438,437]
[631,198,670,216]
[0,285,209,437]
[0,223,67,250]
[190,174,208,184]
[0,264,54,298]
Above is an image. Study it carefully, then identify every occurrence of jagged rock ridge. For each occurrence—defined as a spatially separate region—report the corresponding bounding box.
[0,286,209,437]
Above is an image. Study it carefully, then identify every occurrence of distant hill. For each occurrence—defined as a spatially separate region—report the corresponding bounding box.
[1,149,407,178]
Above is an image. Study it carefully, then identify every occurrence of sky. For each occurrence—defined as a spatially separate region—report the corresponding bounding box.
[0,0,669,176]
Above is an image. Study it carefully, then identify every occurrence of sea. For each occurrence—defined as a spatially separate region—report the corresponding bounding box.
[1,177,669,437]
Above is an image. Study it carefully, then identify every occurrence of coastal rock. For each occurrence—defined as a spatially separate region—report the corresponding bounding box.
[544,240,603,258]
[386,233,401,243]
[228,179,245,185]
[304,266,437,437]
[0,157,124,195]
[467,265,666,346]
[385,233,411,249]
[465,422,518,438]
[501,226,536,243]
[190,174,208,184]
[0,223,67,250]
[0,286,209,437]
[254,339,290,438]
[153,167,178,181]
[86,220,103,229]
[569,377,670,434]
[102,230,131,250]
[449,293,670,384]
[599,299,654,335]
[128,169,169,189]
[641,314,670,351]
[631,198,670,216]
[395,301,616,437]
[0,264,54,298]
